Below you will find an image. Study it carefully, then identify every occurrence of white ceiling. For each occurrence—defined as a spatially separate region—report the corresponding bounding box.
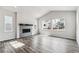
[1,6,78,12]
[0,6,17,12]
[1,6,78,18]
[18,6,78,17]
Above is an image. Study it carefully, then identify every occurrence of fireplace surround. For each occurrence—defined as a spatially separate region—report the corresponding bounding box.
[19,24,33,37]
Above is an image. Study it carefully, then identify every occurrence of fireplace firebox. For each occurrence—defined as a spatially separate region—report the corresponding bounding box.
[22,29,30,33]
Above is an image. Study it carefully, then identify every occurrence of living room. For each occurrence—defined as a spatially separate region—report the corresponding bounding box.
[0,6,79,53]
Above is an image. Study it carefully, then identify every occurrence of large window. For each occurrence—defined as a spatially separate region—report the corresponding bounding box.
[41,18,65,31]
[52,18,65,31]
[4,16,13,32]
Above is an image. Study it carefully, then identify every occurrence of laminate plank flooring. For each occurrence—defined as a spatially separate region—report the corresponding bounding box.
[0,35,79,53]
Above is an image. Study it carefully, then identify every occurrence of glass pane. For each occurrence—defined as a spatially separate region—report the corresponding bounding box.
[4,16,13,32]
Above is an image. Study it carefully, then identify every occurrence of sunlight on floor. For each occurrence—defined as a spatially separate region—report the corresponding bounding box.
[9,41,25,48]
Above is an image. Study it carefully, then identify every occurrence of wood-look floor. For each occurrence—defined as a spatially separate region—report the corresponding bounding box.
[0,35,79,53]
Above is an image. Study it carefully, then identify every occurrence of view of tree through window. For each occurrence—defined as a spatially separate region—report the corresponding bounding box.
[52,18,64,30]
[41,18,65,31]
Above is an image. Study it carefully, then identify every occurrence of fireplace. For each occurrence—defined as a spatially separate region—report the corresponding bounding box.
[22,29,30,33]
[19,24,33,37]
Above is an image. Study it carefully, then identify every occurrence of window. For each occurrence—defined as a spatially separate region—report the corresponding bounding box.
[4,16,13,32]
[41,18,65,31]
[52,18,65,31]
[41,20,51,30]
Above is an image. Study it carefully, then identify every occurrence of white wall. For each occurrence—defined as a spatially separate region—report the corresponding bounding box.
[76,8,79,45]
[16,8,38,38]
[39,11,76,39]
[0,8,15,41]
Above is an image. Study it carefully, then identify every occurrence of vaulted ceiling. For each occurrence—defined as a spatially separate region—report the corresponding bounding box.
[1,6,78,18]
[1,6,77,15]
